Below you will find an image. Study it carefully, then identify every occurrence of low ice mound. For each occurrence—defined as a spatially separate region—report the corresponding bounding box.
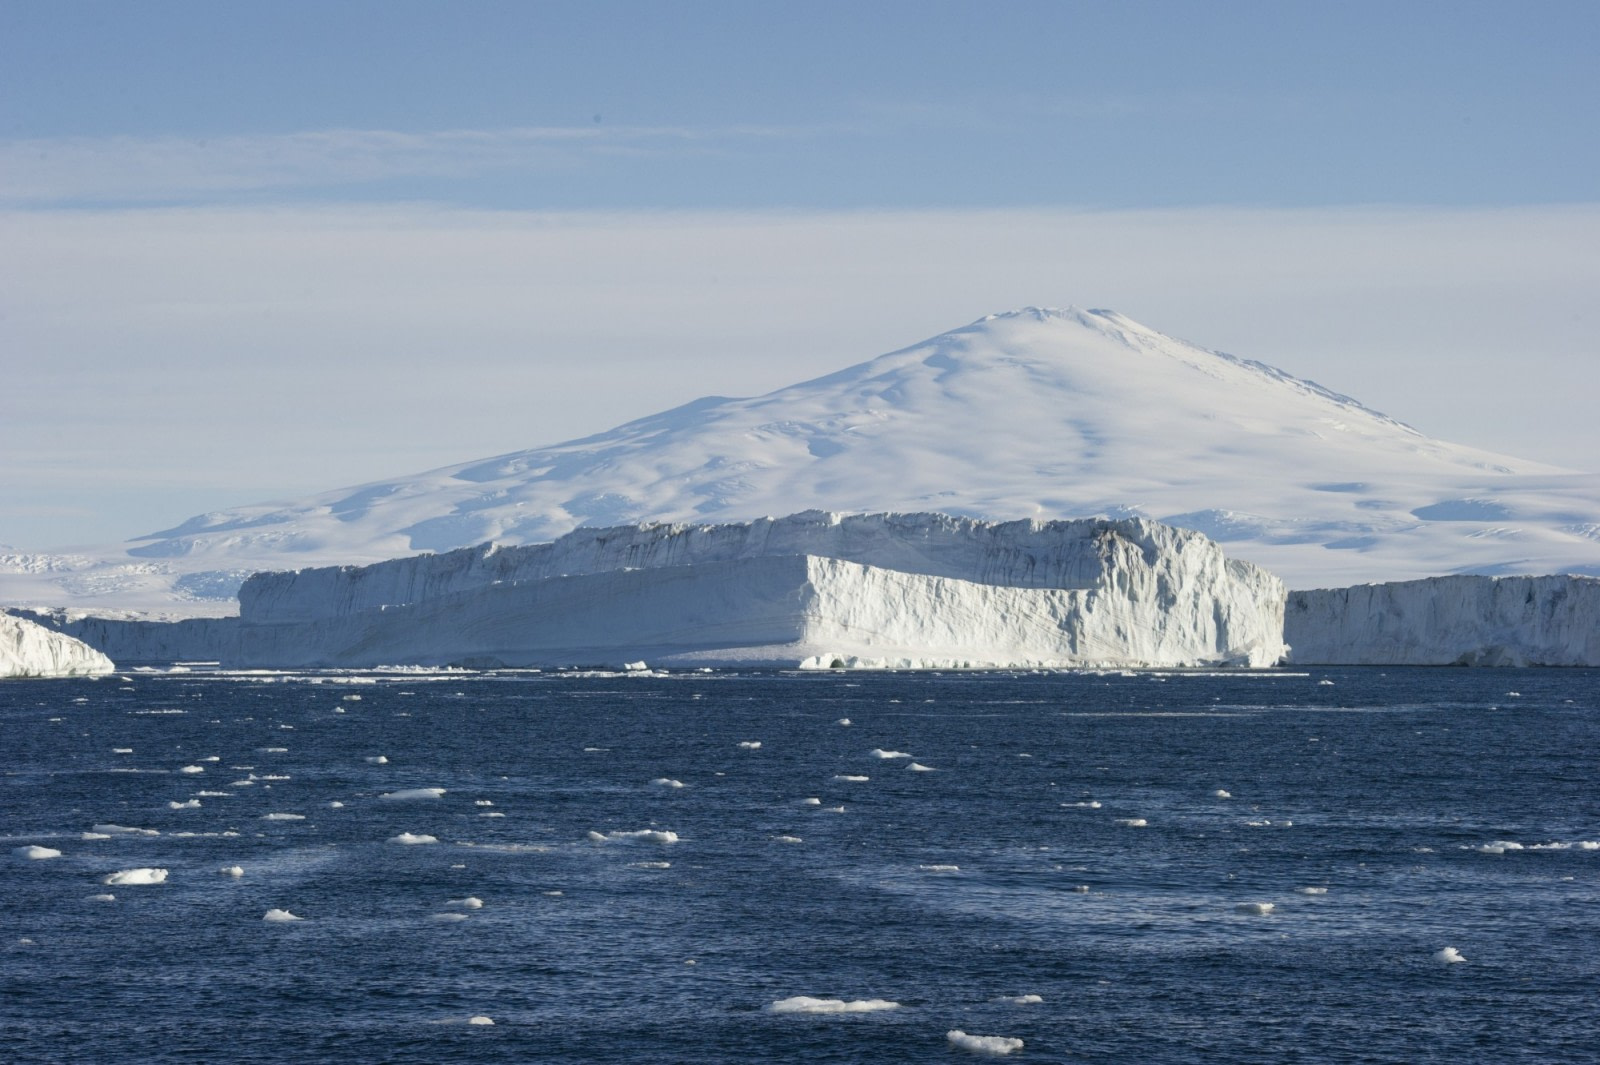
[168,799,201,809]
[870,749,912,759]
[103,868,168,885]
[1298,886,1329,895]
[773,835,804,844]
[1435,946,1467,964]
[380,788,446,801]
[907,763,935,772]
[365,755,389,764]
[1114,818,1148,828]
[587,829,679,844]
[633,860,672,869]
[837,718,852,726]
[737,741,762,750]
[1213,789,1233,799]
[446,896,484,909]
[767,996,900,1014]
[87,893,116,902]
[92,823,158,836]
[261,812,305,821]
[833,775,869,783]
[389,832,439,845]
[801,798,822,805]
[1235,902,1274,916]
[996,994,1043,1005]
[919,864,961,873]
[467,1016,494,1026]
[179,765,205,774]
[651,778,685,788]
[263,908,303,922]
[431,912,470,922]
[1476,841,1524,855]
[15,845,61,860]
[947,1030,1025,1056]
[221,865,244,877]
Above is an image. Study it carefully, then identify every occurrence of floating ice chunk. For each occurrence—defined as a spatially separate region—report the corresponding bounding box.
[432,912,470,922]
[92,824,158,836]
[737,741,762,750]
[907,763,935,772]
[801,798,822,806]
[633,860,672,869]
[389,833,439,845]
[257,747,288,753]
[113,748,133,754]
[947,1030,1025,1056]
[1073,884,1090,893]
[328,801,345,808]
[81,832,111,841]
[168,799,201,809]
[995,994,1043,1005]
[1297,886,1328,895]
[623,661,648,671]
[221,865,244,877]
[1114,818,1147,827]
[479,811,504,818]
[588,829,679,844]
[103,868,168,885]
[342,694,361,701]
[262,813,305,821]
[1435,946,1466,964]
[263,909,303,922]
[1213,789,1232,799]
[365,756,389,764]
[1579,841,1600,850]
[1317,679,1335,686]
[474,800,494,806]
[870,749,911,759]
[919,864,961,873]
[823,806,846,813]
[1477,841,1523,855]
[467,1016,494,1025]
[1061,801,1101,809]
[767,996,899,1014]
[380,788,446,801]
[1235,902,1274,915]
[833,775,869,783]
[179,765,205,774]
[651,778,685,788]
[773,835,804,844]
[87,893,116,902]
[16,845,62,860]
[837,718,851,726]
[194,790,231,797]
[446,897,484,909]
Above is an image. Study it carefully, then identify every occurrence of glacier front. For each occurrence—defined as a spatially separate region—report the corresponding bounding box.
[208,511,1287,669]
[0,613,115,678]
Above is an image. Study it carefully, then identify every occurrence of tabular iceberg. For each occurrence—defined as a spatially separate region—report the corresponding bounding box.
[1285,575,1600,666]
[0,612,115,678]
[224,511,1286,669]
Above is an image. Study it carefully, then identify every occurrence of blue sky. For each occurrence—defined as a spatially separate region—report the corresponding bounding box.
[2,2,1597,549]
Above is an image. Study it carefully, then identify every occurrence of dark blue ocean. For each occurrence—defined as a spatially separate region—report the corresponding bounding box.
[4,667,1598,1064]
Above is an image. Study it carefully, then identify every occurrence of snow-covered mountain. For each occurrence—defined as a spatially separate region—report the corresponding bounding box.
[6,307,1598,615]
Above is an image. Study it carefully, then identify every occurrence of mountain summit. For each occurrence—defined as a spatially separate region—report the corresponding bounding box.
[7,307,1599,614]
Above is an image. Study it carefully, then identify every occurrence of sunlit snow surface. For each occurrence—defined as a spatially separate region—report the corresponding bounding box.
[6,307,1599,614]
[3,667,1599,1064]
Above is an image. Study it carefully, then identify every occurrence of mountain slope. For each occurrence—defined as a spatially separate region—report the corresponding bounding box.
[6,307,1599,614]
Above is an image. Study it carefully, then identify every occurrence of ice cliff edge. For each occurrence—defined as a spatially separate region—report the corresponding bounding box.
[225,511,1287,669]
[0,613,115,678]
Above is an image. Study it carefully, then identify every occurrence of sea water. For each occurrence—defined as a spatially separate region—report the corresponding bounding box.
[3,667,1597,1063]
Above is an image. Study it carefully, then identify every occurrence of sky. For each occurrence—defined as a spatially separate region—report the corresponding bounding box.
[3,1,1597,550]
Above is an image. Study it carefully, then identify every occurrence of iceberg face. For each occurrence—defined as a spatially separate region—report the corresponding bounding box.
[222,512,1286,670]
[1285,575,1600,665]
[0,612,115,678]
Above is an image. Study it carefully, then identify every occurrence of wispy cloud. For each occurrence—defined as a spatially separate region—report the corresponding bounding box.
[0,123,834,205]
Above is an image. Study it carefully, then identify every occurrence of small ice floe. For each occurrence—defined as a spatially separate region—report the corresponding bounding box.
[467,1016,494,1026]
[87,893,116,903]
[870,749,912,759]
[822,805,846,814]
[1235,902,1274,916]
[947,1030,1025,1056]
[1476,841,1523,855]
[907,763,935,772]
[328,801,345,809]
[1435,946,1467,964]
[15,845,62,860]
[113,748,133,754]
[257,747,289,753]
[766,996,899,1014]
[1317,679,1335,686]
[446,897,484,909]
[737,741,762,750]
[995,994,1043,1005]
[221,865,244,877]
[587,829,679,844]
[772,835,804,845]
[261,813,305,821]
[1213,789,1232,799]
[801,798,822,806]
[263,909,303,922]
[178,765,205,774]
[1061,801,1101,809]
[632,860,672,869]
[833,775,869,783]
[389,833,439,845]
[837,718,851,726]
[92,823,158,836]
[474,800,494,806]
[1073,885,1090,893]
[342,694,362,702]
[194,790,231,797]
[1113,818,1148,828]
[380,788,445,801]
[103,868,168,885]
[919,864,961,873]
[623,661,648,672]
[365,756,389,765]
[81,832,111,841]
[168,799,201,810]
[431,912,470,922]
[651,778,685,788]
[1297,886,1329,895]
[1506,691,1521,698]
[479,811,504,818]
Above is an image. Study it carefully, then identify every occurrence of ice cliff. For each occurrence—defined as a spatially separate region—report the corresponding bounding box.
[0,613,115,678]
[227,511,1286,669]
[1285,575,1600,666]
